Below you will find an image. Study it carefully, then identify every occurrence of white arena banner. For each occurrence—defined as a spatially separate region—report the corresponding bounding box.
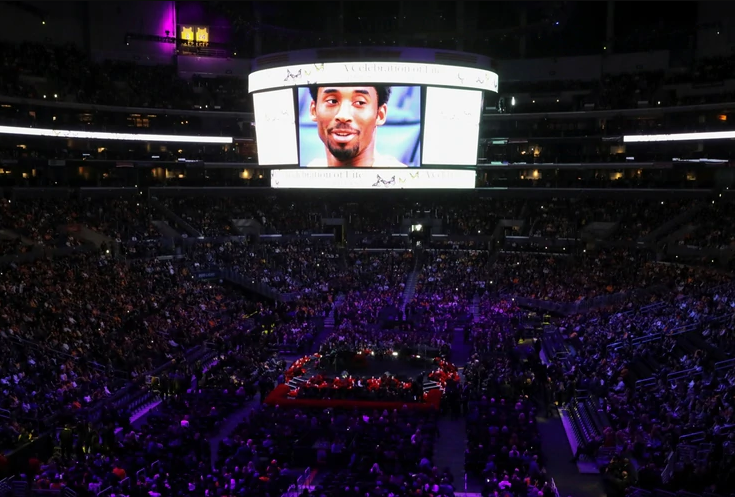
[0,125,233,144]
[270,168,476,189]
[624,130,735,143]
[249,62,499,93]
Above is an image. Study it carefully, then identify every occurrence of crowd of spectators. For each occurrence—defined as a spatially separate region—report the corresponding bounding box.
[1,195,731,311]
[86,195,728,259]
[683,200,735,250]
[334,250,415,326]
[2,195,726,257]
[527,199,624,239]
[410,250,490,329]
[538,279,735,495]
[451,267,735,496]
[453,292,553,497]
[320,327,452,359]
[613,200,695,242]
[181,241,417,314]
[342,200,408,237]
[2,189,735,497]
[7,29,735,497]
[492,249,731,304]
[440,199,523,236]
[0,252,259,451]
[0,198,84,248]
[528,197,699,243]
[163,196,324,236]
[0,236,32,256]
[22,337,286,497]
[0,197,160,249]
[219,406,445,497]
[164,196,525,240]
[202,239,344,295]
[261,316,319,355]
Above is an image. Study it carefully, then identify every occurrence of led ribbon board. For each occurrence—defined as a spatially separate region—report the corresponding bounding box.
[249,62,499,93]
[270,168,476,189]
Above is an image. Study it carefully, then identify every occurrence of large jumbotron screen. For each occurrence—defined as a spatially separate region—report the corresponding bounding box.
[248,61,498,189]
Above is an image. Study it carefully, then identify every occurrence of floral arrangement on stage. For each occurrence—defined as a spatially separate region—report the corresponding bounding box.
[279,352,459,406]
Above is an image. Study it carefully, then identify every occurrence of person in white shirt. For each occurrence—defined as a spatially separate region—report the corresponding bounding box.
[306,85,408,168]
[613,377,626,393]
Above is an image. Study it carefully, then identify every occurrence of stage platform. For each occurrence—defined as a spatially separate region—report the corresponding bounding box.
[265,352,449,411]
[264,384,442,410]
[309,351,438,381]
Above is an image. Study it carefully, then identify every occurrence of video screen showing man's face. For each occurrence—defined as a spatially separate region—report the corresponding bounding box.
[309,86,388,166]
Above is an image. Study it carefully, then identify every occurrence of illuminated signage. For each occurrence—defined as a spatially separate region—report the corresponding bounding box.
[179,25,209,45]
[0,125,233,144]
[180,26,194,42]
[270,168,476,189]
[624,130,735,143]
[249,62,499,93]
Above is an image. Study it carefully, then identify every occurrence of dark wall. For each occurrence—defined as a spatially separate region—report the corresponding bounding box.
[696,1,735,58]
[0,1,86,46]
[0,1,179,64]
[87,0,177,64]
[175,1,233,45]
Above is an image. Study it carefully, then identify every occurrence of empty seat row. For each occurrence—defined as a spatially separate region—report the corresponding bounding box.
[541,328,568,363]
[572,399,598,443]
[566,397,612,461]
[630,331,716,387]
[267,343,301,354]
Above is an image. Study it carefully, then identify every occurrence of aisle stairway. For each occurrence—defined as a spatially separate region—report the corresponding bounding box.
[149,197,202,237]
[400,250,424,311]
[0,229,36,248]
[537,414,605,497]
[433,325,477,491]
[401,271,419,311]
[540,326,571,366]
[451,318,473,367]
[470,294,481,322]
[642,201,704,244]
[152,219,181,238]
[323,311,335,328]
[434,417,470,490]
[323,294,345,329]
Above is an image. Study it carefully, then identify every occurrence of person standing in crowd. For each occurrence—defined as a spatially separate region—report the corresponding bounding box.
[59,424,73,460]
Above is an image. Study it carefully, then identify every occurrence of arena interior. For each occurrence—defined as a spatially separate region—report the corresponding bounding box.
[1,2,735,497]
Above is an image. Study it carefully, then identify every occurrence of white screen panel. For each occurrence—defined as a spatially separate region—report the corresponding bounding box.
[422,87,482,166]
[253,89,298,166]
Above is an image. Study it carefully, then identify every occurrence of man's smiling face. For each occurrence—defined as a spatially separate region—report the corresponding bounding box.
[310,86,387,165]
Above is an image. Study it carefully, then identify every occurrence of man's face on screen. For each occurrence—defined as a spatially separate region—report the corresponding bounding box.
[310,86,387,165]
